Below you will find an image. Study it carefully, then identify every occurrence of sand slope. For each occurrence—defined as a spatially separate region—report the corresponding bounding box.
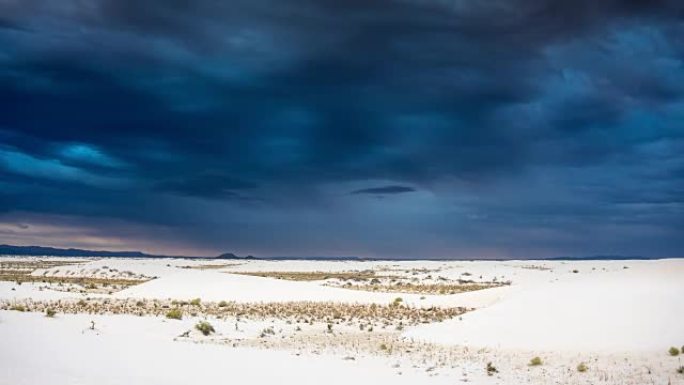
[405,259,684,352]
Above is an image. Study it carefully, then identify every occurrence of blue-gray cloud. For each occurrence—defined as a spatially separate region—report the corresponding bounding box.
[0,0,682,257]
[351,186,416,195]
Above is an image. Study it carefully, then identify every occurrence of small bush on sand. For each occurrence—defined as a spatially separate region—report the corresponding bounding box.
[218,300,228,307]
[529,357,543,366]
[45,308,56,318]
[486,362,498,376]
[166,308,183,320]
[10,305,25,312]
[669,347,680,356]
[677,366,684,374]
[392,297,403,306]
[577,362,588,372]
[190,298,201,306]
[195,321,215,336]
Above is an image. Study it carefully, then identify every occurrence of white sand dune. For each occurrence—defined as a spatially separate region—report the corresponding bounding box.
[0,311,457,385]
[2,257,683,384]
[405,259,684,352]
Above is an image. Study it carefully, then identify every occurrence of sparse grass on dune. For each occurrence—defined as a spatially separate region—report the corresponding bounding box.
[0,275,150,287]
[232,271,381,281]
[0,298,469,326]
[179,263,243,270]
[337,282,508,295]
[0,259,151,294]
[233,270,509,295]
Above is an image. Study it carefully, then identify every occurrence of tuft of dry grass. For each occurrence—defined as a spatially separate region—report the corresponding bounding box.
[195,320,215,336]
[486,362,498,376]
[577,362,588,372]
[529,356,543,366]
[669,346,680,356]
[166,308,183,320]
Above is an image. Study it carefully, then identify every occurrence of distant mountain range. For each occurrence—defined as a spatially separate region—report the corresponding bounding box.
[0,244,675,260]
[0,244,244,259]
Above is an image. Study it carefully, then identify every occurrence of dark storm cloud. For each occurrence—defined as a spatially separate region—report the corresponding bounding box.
[0,0,683,257]
[351,186,416,195]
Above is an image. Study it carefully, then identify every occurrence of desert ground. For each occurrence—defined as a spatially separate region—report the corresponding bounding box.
[1,257,683,384]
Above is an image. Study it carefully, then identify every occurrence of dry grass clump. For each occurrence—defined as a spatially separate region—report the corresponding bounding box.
[577,362,588,372]
[669,346,680,356]
[529,356,543,366]
[486,362,498,376]
[195,321,215,336]
[45,308,57,318]
[233,270,380,281]
[677,366,684,374]
[190,298,202,306]
[166,308,183,320]
[10,304,26,312]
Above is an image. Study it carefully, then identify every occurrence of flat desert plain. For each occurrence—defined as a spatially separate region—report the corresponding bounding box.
[1,257,683,384]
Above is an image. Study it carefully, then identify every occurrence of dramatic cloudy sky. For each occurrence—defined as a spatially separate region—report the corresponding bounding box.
[1,0,683,258]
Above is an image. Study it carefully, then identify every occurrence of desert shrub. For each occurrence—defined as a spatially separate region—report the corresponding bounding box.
[486,362,498,376]
[572,269,579,274]
[677,366,684,374]
[166,308,183,320]
[10,305,25,312]
[379,343,388,351]
[190,298,201,306]
[577,362,588,372]
[218,300,228,307]
[669,347,680,356]
[77,299,87,306]
[135,301,144,307]
[392,297,403,306]
[45,308,56,318]
[260,327,275,338]
[195,321,215,336]
[529,357,543,366]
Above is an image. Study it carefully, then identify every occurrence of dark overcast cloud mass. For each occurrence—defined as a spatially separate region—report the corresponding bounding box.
[0,0,683,258]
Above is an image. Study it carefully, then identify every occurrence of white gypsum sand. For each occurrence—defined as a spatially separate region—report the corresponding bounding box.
[1,257,683,385]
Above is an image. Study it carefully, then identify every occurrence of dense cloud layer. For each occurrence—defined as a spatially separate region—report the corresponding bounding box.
[1,0,683,257]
